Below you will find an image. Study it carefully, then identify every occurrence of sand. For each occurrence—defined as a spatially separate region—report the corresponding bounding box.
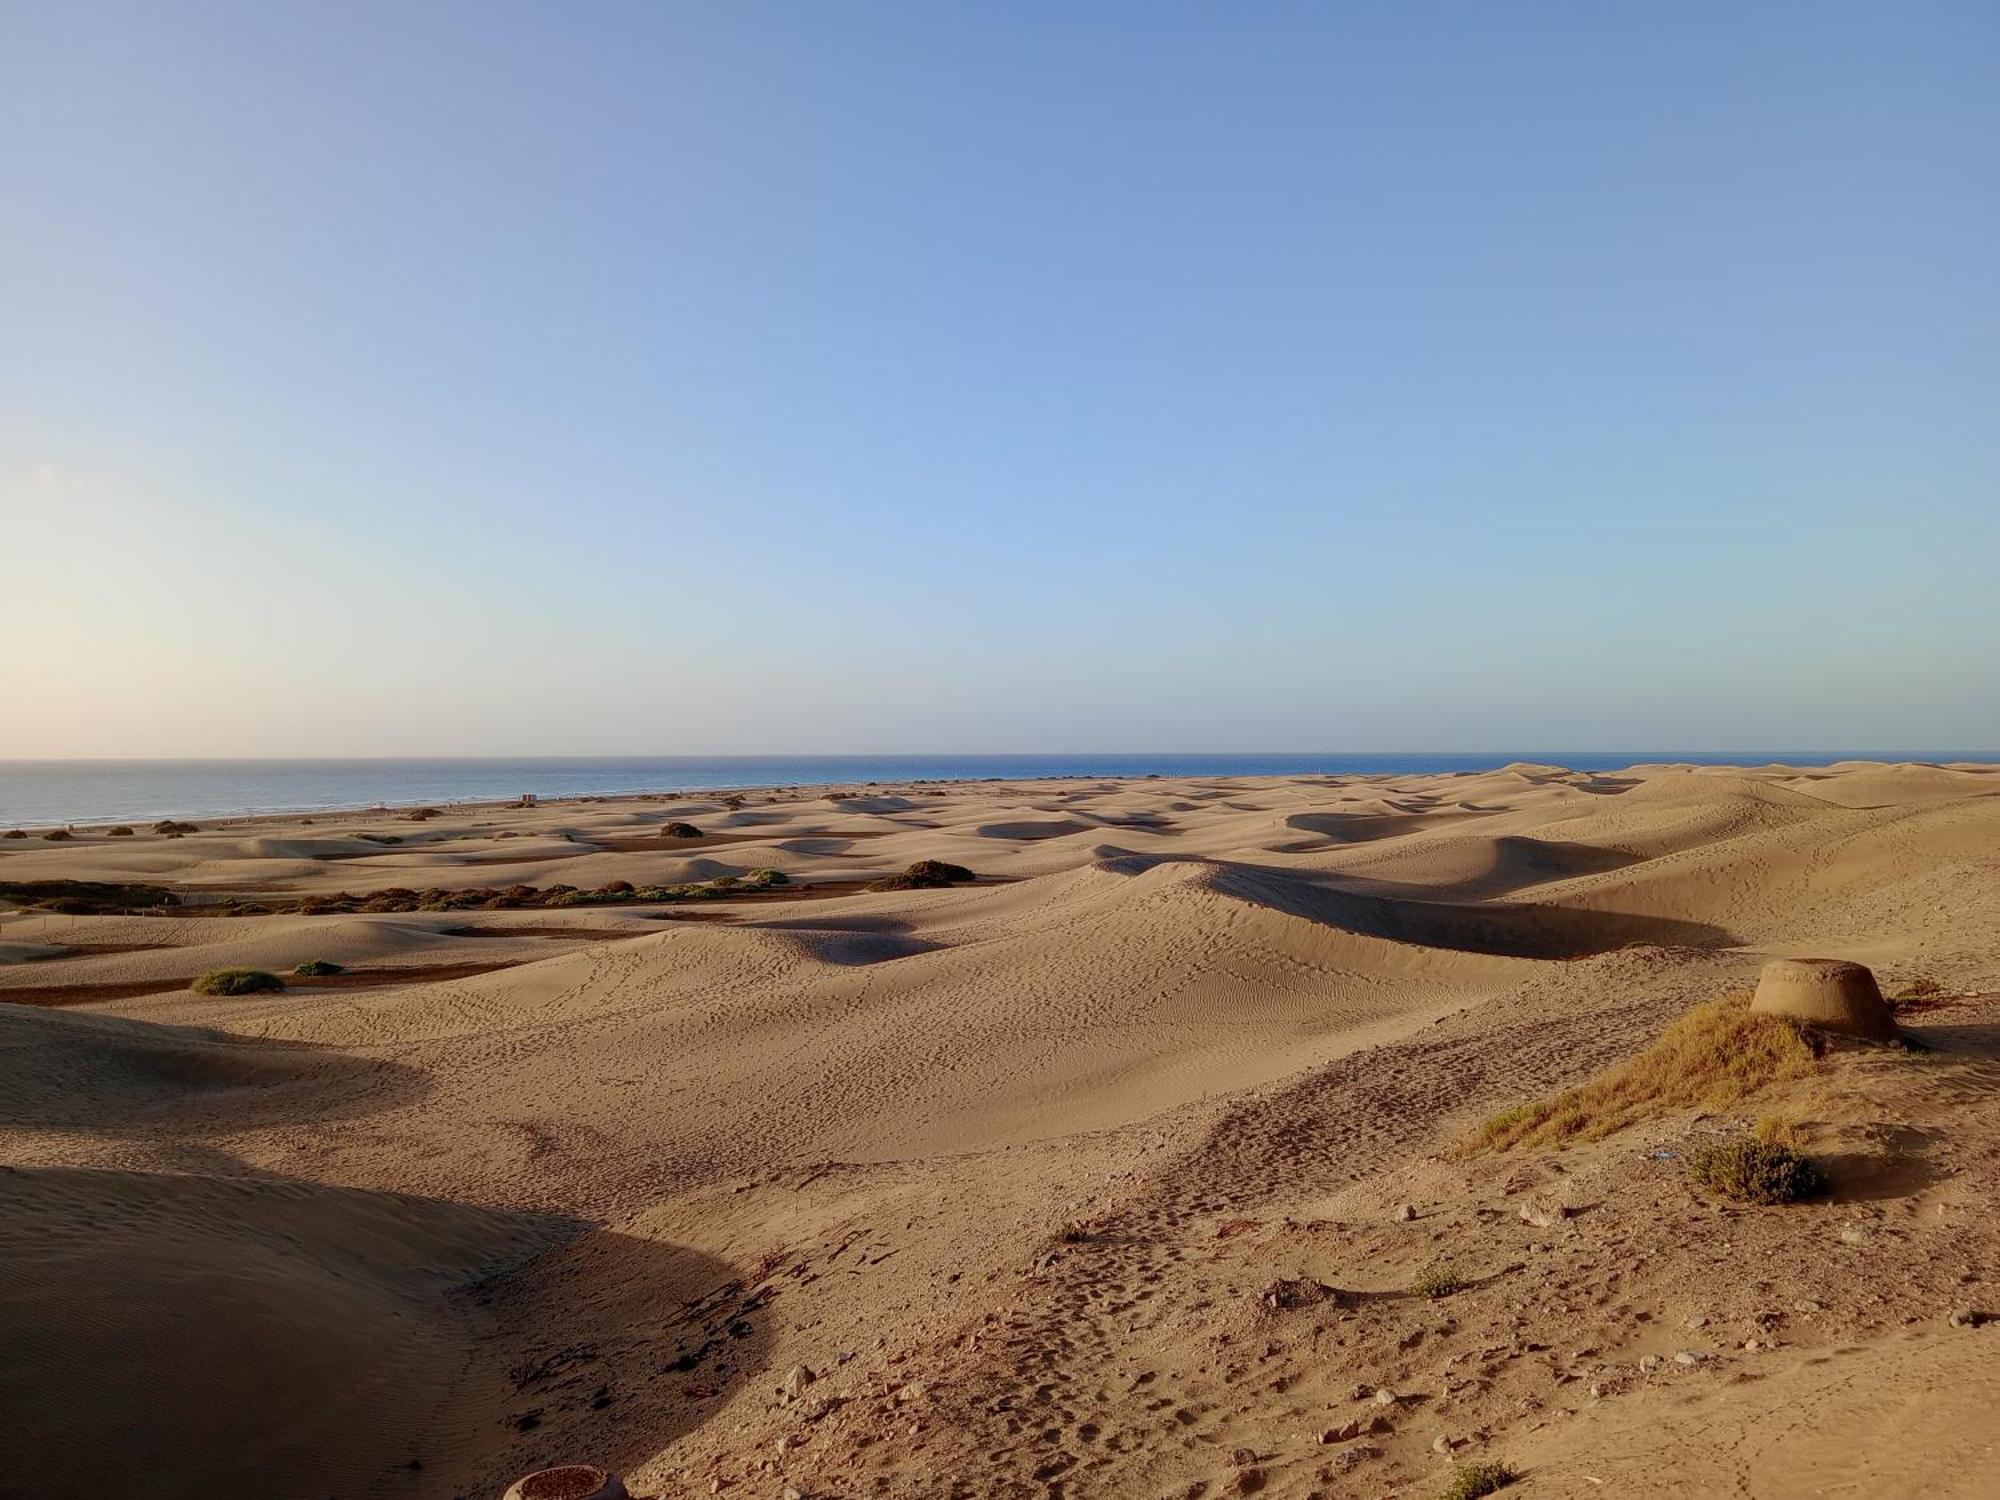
[4,762,1999,1497]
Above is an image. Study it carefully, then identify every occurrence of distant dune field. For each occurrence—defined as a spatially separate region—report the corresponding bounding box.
[5,762,2000,1497]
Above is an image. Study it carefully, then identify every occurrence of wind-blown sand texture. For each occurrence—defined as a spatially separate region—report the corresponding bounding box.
[5,761,1999,1497]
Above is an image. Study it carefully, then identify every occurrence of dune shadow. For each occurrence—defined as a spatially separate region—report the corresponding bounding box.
[4,1164,768,1499]
[471,1227,775,1492]
[1204,860,1739,958]
[0,1003,432,1136]
[1819,1124,1950,1204]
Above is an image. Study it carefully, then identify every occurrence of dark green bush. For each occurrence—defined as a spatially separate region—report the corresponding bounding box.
[864,859,977,891]
[106,826,135,837]
[40,829,72,841]
[153,820,199,835]
[2,829,24,839]
[1686,1138,1826,1203]
[660,822,703,838]
[191,968,286,996]
[292,960,345,977]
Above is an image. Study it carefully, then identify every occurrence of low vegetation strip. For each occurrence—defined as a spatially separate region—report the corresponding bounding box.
[1461,996,1824,1153]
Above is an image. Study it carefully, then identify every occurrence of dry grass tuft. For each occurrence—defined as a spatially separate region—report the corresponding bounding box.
[1464,996,1822,1154]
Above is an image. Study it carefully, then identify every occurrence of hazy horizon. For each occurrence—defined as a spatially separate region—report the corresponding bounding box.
[6,2,1997,757]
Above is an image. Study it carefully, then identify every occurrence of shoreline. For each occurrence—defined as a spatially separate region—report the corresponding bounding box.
[6,754,2000,832]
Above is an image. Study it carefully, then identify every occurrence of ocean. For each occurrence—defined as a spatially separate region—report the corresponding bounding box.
[1,753,1989,829]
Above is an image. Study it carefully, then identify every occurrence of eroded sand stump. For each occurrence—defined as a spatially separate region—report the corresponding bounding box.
[503,1466,628,1500]
[1750,958,1896,1039]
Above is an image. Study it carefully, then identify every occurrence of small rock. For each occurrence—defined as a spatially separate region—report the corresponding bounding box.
[1742,1339,1761,1352]
[1330,1444,1378,1472]
[782,1488,806,1500]
[1394,1204,1417,1222]
[1946,1307,1990,1329]
[1638,1355,1662,1373]
[1233,1467,1266,1494]
[1372,1387,1399,1407]
[1587,1383,1606,1399]
[1431,1435,1456,1456]
[1794,1299,1825,1314]
[1683,1315,1708,1330]
[1231,1447,1258,1467]
[1517,1195,1569,1229]
[1673,1351,1705,1366]
[1839,1225,1873,1246]
[780,1364,816,1401]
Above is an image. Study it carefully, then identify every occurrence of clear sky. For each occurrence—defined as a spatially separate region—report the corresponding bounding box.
[4,2,1996,756]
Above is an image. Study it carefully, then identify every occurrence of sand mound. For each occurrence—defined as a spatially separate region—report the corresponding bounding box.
[1,1166,576,1500]
[1751,957,1897,1039]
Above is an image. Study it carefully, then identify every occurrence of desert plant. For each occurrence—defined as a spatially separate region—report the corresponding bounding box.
[1464,997,1822,1153]
[2,829,24,839]
[153,820,199,835]
[292,960,345,977]
[191,968,286,997]
[106,826,134,837]
[402,807,440,821]
[743,868,790,886]
[1411,1264,1469,1299]
[1440,1461,1519,1500]
[40,829,72,841]
[1685,1137,1825,1204]
[905,859,974,885]
[660,822,703,838]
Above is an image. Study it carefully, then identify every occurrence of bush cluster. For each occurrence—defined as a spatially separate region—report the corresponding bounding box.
[191,968,286,996]
[1685,1138,1826,1204]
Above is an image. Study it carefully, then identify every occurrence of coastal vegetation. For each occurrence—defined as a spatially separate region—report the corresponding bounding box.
[191,968,286,996]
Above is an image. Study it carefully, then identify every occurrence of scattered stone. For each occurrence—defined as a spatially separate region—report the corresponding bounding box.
[1793,1299,1825,1314]
[1946,1307,1990,1329]
[780,1365,816,1401]
[1319,1416,1388,1443]
[1517,1196,1569,1229]
[1372,1387,1400,1407]
[1838,1225,1873,1246]
[1587,1383,1607,1399]
[1231,1448,1258,1467]
[1259,1277,1339,1312]
[1683,1315,1708,1330]
[1233,1466,1266,1494]
[1394,1203,1417,1222]
[1329,1444,1378,1472]
[1431,1435,1457,1456]
[1638,1355,1661,1373]
[1673,1351,1705,1366]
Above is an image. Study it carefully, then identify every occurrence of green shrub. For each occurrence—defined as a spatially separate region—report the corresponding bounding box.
[106,826,135,837]
[153,820,199,835]
[1440,1462,1519,1500]
[743,868,790,887]
[1412,1264,1469,1299]
[660,821,703,838]
[191,968,286,997]
[3,829,25,839]
[41,829,72,841]
[1685,1138,1826,1204]
[292,960,345,977]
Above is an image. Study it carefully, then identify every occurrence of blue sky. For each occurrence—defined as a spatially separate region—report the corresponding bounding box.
[4,2,1996,755]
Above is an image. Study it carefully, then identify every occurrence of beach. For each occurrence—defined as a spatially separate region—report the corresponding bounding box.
[5,760,1999,1497]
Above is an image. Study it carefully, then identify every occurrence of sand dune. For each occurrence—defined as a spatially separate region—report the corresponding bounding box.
[5,762,2000,1496]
